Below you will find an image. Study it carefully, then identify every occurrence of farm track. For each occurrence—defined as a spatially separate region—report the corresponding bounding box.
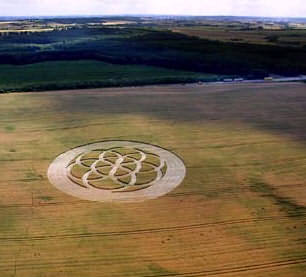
[0,213,304,242]
[0,255,305,275]
[1,224,304,256]
[0,179,305,208]
[143,258,306,277]
[1,236,304,262]
[0,181,304,208]
[1,231,305,270]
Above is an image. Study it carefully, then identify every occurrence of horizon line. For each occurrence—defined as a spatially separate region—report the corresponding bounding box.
[0,14,306,19]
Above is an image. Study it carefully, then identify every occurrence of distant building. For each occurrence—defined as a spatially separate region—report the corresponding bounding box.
[264,77,273,81]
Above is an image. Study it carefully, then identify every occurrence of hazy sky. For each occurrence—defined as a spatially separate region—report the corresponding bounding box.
[0,0,305,17]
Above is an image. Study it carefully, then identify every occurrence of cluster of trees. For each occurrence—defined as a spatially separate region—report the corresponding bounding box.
[0,26,305,78]
[0,77,205,93]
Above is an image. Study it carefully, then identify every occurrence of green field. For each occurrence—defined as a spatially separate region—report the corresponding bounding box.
[0,60,218,92]
[0,82,305,276]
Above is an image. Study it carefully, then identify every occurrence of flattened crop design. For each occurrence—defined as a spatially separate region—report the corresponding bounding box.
[67,147,167,193]
[48,141,186,202]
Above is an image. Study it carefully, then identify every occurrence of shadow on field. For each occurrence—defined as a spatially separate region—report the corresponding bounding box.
[48,83,306,141]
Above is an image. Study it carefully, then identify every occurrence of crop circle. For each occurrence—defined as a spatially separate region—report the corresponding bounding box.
[47,141,186,202]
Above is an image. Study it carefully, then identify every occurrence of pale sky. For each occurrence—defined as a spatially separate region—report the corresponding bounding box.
[0,0,305,17]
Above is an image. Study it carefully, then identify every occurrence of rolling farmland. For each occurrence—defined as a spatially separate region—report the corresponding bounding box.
[0,82,306,276]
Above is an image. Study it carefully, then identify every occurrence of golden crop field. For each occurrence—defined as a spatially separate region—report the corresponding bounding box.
[0,82,306,277]
[172,26,306,47]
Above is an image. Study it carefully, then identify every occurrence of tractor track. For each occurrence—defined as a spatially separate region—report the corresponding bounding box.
[0,213,304,242]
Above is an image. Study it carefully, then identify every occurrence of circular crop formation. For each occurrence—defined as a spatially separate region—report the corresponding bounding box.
[48,141,186,202]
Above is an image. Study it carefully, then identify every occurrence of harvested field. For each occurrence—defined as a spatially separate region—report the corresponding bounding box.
[172,26,306,47]
[0,82,306,276]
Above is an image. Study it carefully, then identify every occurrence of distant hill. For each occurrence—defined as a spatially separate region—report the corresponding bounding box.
[1,15,306,23]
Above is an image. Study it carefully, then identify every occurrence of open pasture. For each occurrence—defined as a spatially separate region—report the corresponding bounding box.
[0,82,306,276]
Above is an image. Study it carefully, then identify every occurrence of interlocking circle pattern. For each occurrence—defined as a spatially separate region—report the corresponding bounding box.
[67,147,167,192]
[48,141,186,202]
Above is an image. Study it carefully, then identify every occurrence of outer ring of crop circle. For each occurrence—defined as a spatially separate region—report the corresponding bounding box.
[47,140,186,202]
